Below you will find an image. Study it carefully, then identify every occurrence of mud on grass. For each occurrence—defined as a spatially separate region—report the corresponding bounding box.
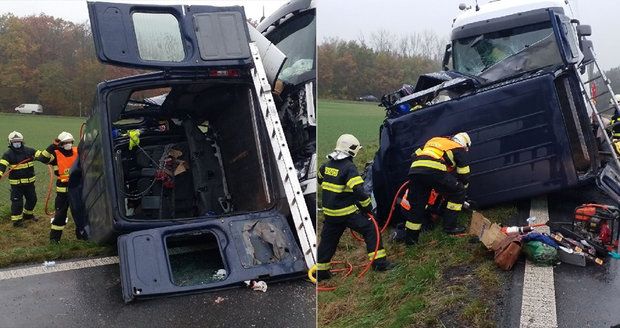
[317,207,517,328]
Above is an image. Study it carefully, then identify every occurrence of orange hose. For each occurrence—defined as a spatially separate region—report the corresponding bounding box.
[357,214,381,278]
[44,165,55,215]
[351,180,410,241]
[79,122,86,141]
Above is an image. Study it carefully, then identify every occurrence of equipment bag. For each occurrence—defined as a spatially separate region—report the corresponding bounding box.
[522,241,558,266]
[493,234,522,271]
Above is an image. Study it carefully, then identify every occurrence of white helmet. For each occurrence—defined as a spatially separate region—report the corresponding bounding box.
[8,131,23,143]
[335,134,362,157]
[452,132,472,148]
[610,94,620,105]
[57,132,74,143]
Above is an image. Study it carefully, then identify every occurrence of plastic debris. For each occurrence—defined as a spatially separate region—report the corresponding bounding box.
[213,269,227,280]
[609,251,620,259]
[244,280,268,292]
[214,296,226,304]
[42,261,56,267]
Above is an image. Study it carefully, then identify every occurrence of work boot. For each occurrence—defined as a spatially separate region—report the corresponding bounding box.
[390,224,406,243]
[12,219,25,228]
[372,258,396,271]
[75,228,89,241]
[50,230,63,244]
[405,229,420,246]
[23,213,38,222]
[443,226,467,235]
[316,270,332,282]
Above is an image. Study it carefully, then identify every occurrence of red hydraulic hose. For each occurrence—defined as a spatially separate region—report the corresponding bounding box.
[351,180,410,241]
[357,213,381,278]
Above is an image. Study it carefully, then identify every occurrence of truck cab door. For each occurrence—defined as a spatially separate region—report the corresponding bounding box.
[87,1,253,70]
[549,10,580,65]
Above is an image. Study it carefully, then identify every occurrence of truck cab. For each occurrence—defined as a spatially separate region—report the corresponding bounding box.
[72,1,314,302]
[372,0,620,220]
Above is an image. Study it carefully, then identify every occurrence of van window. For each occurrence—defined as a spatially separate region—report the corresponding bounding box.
[18,104,25,108]
[132,12,185,62]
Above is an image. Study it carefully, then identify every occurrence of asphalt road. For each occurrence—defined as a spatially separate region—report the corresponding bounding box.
[502,184,620,328]
[0,263,315,328]
[548,185,620,328]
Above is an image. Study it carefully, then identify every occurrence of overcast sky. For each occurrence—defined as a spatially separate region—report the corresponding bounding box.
[0,0,286,25]
[318,0,619,70]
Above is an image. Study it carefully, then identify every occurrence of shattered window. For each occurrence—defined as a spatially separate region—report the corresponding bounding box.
[267,11,316,85]
[167,231,228,286]
[453,21,561,77]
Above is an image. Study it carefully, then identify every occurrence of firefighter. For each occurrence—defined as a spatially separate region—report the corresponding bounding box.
[38,132,79,242]
[405,132,471,245]
[316,134,394,281]
[0,131,41,227]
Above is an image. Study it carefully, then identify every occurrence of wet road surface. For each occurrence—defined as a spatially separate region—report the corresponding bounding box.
[548,185,620,328]
[0,263,315,328]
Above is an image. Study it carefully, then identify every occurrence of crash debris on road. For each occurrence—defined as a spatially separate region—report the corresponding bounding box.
[470,205,620,269]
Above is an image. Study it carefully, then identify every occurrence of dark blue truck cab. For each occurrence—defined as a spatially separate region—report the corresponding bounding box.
[372,2,620,221]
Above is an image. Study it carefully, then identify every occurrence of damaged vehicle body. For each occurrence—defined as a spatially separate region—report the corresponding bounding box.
[372,0,620,221]
[72,2,315,302]
[256,0,317,220]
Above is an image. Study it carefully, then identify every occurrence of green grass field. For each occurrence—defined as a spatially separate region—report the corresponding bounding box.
[317,99,515,327]
[317,99,385,162]
[0,113,112,268]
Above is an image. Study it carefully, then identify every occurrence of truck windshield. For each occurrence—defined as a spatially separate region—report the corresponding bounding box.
[265,11,315,85]
[452,21,563,79]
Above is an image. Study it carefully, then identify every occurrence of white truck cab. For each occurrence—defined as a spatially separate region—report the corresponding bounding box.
[14,103,43,114]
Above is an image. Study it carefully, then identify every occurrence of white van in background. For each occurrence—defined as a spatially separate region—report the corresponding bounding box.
[14,103,43,114]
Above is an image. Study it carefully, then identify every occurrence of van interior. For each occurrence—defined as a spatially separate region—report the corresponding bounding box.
[108,82,275,222]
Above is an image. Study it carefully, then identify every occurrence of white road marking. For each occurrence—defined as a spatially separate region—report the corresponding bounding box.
[519,195,558,328]
[0,256,119,281]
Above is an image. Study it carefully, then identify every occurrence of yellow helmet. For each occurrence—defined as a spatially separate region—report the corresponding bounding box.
[335,134,362,157]
[452,132,471,148]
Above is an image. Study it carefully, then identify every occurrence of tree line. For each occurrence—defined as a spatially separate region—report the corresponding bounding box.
[318,30,445,100]
[0,14,140,116]
[318,29,620,106]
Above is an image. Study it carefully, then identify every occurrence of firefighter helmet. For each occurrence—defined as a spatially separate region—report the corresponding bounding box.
[8,131,23,143]
[335,134,362,157]
[452,132,471,148]
[57,132,74,143]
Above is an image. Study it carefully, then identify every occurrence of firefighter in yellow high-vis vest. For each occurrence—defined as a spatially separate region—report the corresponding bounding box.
[316,134,394,281]
[37,132,79,243]
[0,131,42,227]
[405,132,472,245]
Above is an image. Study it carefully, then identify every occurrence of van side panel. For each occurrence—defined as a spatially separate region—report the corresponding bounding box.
[80,94,115,243]
[373,74,579,219]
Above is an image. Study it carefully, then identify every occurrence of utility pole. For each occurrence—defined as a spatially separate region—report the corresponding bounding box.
[79,102,82,117]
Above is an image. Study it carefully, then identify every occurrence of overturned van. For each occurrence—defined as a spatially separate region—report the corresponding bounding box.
[73,2,315,302]
[372,0,620,221]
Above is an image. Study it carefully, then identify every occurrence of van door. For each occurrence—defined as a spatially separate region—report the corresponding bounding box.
[87,2,253,69]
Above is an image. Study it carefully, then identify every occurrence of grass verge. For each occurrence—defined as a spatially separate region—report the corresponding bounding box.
[0,113,114,268]
[317,99,518,327]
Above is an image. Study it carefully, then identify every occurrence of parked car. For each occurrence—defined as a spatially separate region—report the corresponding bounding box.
[14,103,43,114]
[357,95,378,102]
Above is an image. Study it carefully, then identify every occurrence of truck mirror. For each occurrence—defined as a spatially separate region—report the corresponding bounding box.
[577,25,592,37]
[442,44,452,71]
